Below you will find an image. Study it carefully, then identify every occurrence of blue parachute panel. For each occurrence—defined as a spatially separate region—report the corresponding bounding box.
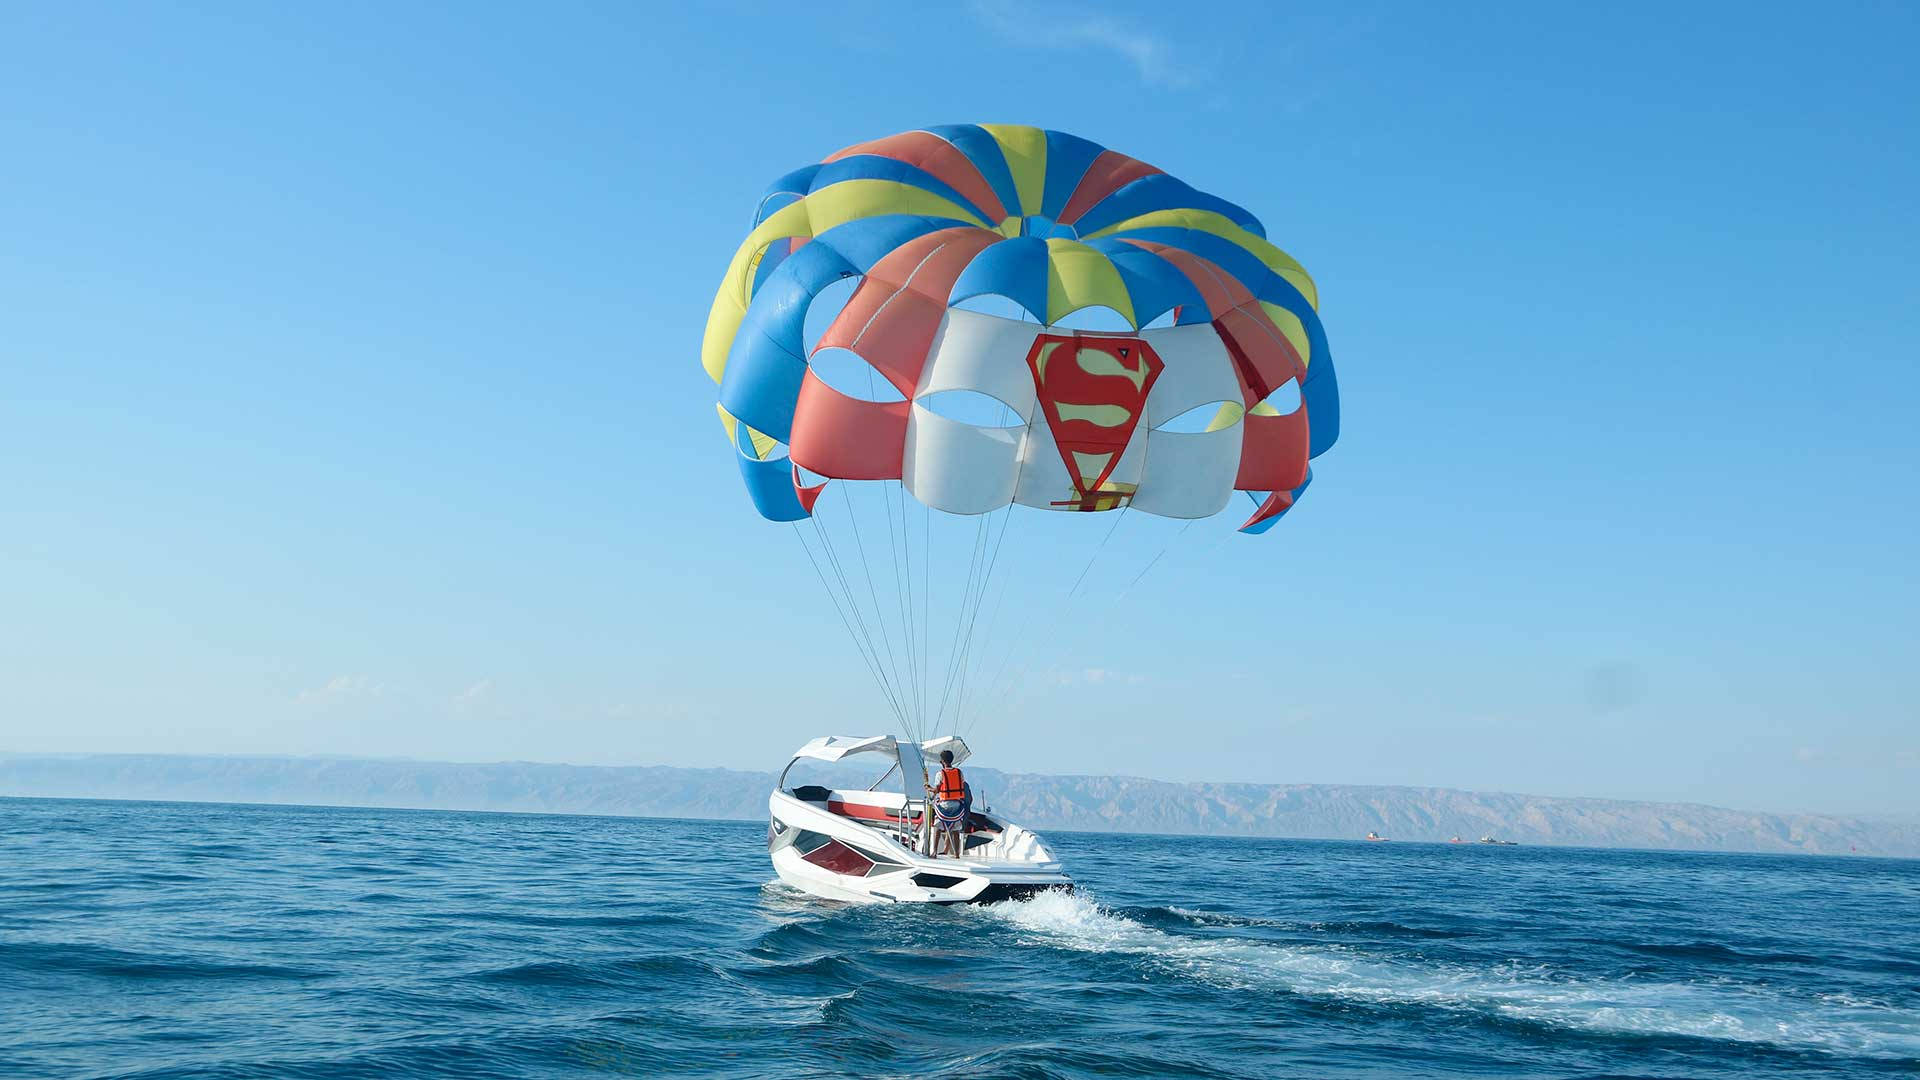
[739,452,809,522]
[949,236,1049,322]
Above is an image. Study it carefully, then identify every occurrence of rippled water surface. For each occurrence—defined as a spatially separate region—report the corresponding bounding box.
[2,798,1916,1078]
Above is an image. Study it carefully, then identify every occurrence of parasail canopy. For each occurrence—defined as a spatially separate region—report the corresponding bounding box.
[699,125,1344,744]
[703,124,1339,535]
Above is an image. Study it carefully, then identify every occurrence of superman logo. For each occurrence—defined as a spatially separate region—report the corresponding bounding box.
[1024,334,1165,511]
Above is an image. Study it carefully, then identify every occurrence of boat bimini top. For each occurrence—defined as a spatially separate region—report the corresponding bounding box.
[780,735,967,784]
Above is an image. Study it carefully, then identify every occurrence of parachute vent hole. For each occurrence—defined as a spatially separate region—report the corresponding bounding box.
[952,293,1038,322]
[916,389,1024,429]
[733,421,791,462]
[1048,305,1135,332]
[1154,400,1242,434]
[747,238,796,298]
[809,347,907,403]
[1253,378,1302,416]
[801,275,865,354]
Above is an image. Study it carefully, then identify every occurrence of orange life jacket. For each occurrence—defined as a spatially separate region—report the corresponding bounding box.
[935,766,965,801]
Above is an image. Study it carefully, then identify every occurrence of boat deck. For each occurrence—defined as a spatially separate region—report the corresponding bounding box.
[787,786,1010,855]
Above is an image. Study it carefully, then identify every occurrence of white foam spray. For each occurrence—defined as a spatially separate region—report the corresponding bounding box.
[979,890,1920,1060]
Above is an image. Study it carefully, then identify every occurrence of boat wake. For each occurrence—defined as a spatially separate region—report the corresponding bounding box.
[976,890,1920,1061]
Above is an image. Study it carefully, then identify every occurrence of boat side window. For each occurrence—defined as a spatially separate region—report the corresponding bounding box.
[780,757,863,798]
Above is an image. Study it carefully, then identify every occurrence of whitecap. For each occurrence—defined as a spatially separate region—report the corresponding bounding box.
[975,890,1920,1060]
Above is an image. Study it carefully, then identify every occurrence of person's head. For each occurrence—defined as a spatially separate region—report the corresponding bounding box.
[939,750,953,766]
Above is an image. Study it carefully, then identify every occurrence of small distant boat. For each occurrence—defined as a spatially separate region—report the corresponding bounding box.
[1448,835,1464,843]
[1478,836,1517,846]
[1365,832,1390,842]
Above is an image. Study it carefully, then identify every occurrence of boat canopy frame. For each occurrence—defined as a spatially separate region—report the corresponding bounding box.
[776,735,971,799]
[786,734,970,766]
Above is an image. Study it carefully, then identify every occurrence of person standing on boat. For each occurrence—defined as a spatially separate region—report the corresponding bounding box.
[928,750,967,858]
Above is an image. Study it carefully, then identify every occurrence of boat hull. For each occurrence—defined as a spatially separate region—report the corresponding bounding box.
[767,790,1071,905]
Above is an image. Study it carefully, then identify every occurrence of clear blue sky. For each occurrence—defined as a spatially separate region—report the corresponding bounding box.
[3,2,1915,815]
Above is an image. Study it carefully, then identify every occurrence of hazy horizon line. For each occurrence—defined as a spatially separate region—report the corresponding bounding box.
[2,747,1896,823]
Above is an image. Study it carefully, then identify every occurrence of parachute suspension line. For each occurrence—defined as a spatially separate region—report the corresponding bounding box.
[975,506,1132,726]
[932,513,990,733]
[837,482,914,742]
[1068,506,1130,599]
[948,510,1004,731]
[954,396,1023,742]
[809,509,883,697]
[971,607,1028,742]
[1124,519,1193,594]
[802,507,906,726]
[809,503,911,727]
[896,481,923,739]
[952,503,1013,726]
[880,477,919,741]
[791,522,907,727]
[868,346,922,743]
[1049,519,1196,696]
[930,510,991,732]
[949,502,1015,737]
[958,530,1016,743]
[920,500,931,735]
[958,507,1023,743]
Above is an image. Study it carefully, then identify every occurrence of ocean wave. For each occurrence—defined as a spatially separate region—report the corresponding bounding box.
[977,890,1920,1061]
[1149,905,1472,939]
[728,952,864,983]
[8,800,1917,1079]
[931,1043,1243,1080]
[468,953,719,988]
[1614,941,1821,965]
[433,908,698,929]
[0,941,327,982]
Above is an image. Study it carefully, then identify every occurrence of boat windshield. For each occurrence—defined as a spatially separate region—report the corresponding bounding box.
[779,752,906,798]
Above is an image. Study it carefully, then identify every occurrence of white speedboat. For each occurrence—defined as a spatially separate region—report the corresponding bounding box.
[767,734,1072,904]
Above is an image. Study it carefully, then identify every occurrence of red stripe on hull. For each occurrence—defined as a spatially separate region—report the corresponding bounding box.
[828,799,919,826]
[800,839,874,876]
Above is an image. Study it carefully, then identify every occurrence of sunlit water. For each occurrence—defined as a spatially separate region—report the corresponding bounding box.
[2,798,1916,1078]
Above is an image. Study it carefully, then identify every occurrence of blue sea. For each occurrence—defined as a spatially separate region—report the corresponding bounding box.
[1,799,1916,1078]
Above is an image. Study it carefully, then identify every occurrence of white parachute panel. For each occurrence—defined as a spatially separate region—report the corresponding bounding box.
[1129,426,1243,519]
[916,309,1042,423]
[1140,324,1243,428]
[904,403,1024,515]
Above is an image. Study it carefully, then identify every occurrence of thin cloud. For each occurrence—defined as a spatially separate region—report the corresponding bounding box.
[968,1,1193,88]
[295,674,384,704]
[1056,666,1148,686]
[453,679,494,708]
[449,676,495,711]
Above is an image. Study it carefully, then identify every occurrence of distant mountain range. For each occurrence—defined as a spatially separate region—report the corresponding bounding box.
[3,752,1913,858]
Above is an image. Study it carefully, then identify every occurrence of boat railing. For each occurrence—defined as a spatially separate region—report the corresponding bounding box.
[898,801,913,851]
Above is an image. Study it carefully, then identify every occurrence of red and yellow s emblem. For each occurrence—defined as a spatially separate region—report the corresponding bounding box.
[1024,334,1165,510]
